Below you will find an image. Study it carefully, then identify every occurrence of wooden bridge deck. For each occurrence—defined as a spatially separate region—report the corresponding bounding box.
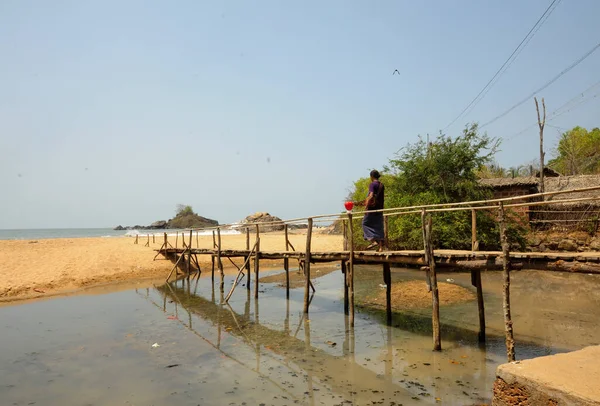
[157,247,600,270]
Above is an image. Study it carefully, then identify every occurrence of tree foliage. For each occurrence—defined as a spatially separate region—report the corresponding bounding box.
[349,124,526,250]
[548,126,600,175]
[176,204,194,217]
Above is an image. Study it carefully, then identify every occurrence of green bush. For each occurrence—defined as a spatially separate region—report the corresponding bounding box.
[347,124,526,251]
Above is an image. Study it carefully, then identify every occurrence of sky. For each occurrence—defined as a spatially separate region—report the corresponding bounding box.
[1,0,599,229]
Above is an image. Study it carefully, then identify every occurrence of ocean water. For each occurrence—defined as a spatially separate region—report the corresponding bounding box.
[0,228,241,240]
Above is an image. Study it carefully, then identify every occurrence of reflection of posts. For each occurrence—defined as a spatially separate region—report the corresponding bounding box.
[303,318,315,406]
[383,263,392,325]
[342,260,349,315]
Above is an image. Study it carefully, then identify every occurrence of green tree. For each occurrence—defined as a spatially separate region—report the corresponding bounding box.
[548,126,600,175]
[349,124,525,250]
[175,204,194,216]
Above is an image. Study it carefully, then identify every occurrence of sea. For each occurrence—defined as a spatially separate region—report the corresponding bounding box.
[0,228,241,240]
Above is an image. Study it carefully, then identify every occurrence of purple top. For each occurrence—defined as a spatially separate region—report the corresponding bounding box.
[367,181,385,210]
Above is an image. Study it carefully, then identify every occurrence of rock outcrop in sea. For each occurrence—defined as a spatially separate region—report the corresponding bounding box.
[114,212,218,230]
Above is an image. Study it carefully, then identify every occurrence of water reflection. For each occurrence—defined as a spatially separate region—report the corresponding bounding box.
[2,267,598,405]
[149,279,415,405]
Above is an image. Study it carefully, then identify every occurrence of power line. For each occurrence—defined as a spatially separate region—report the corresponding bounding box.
[480,42,600,128]
[442,0,561,131]
[461,0,562,121]
[503,80,600,142]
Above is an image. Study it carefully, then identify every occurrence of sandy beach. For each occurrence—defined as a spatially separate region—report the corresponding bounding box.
[0,231,343,302]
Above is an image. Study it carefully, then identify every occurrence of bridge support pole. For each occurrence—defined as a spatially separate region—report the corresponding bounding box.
[422,210,441,351]
[348,213,355,328]
[284,224,290,299]
[246,227,251,290]
[303,218,313,314]
[499,202,516,362]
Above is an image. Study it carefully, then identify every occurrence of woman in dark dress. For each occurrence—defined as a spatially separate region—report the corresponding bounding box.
[360,170,385,251]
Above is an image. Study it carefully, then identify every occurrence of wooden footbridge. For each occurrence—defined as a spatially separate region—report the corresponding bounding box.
[151,185,600,362]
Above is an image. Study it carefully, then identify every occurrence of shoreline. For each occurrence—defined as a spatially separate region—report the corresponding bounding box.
[0,232,343,303]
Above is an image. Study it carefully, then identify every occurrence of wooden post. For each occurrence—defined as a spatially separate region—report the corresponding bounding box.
[246,227,251,291]
[187,230,193,274]
[217,228,224,291]
[421,209,432,292]
[535,97,546,196]
[135,234,138,244]
[343,219,348,251]
[303,218,313,314]
[348,213,355,327]
[384,216,389,250]
[470,219,486,343]
[284,224,290,299]
[342,260,348,315]
[196,231,199,248]
[472,269,486,343]
[254,224,260,299]
[423,213,441,351]
[175,232,178,249]
[499,202,516,362]
[152,234,155,244]
[471,209,477,251]
[211,230,216,283]
[383,263,392,325]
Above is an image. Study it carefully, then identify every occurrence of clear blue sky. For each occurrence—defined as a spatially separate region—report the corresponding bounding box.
[1,0,599,229]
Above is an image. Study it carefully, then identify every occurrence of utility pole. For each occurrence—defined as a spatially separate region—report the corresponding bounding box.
[535,97,546,196]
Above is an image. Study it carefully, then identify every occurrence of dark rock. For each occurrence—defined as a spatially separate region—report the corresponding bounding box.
[149,220,168,229]
[167,213,218,229]
[240,212,284,232]
[114,225,125,230]
[558,239,578,252]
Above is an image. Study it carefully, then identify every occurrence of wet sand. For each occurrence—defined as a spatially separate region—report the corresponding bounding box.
[0,232,343,302]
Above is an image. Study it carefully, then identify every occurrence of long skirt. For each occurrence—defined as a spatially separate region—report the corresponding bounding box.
[362,212,384,241]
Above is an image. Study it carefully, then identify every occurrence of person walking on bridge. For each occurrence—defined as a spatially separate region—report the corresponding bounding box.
[357,170,385,251]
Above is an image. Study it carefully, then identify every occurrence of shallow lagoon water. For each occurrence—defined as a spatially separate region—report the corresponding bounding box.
[1,267,599,405]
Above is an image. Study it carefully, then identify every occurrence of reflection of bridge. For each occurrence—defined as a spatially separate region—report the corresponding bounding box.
[151,185,600,362]
[140,281,413,405]
[156,283,418,401]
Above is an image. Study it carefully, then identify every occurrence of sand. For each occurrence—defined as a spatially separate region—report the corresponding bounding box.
[0,231,343,302]
[360,280,476,310]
